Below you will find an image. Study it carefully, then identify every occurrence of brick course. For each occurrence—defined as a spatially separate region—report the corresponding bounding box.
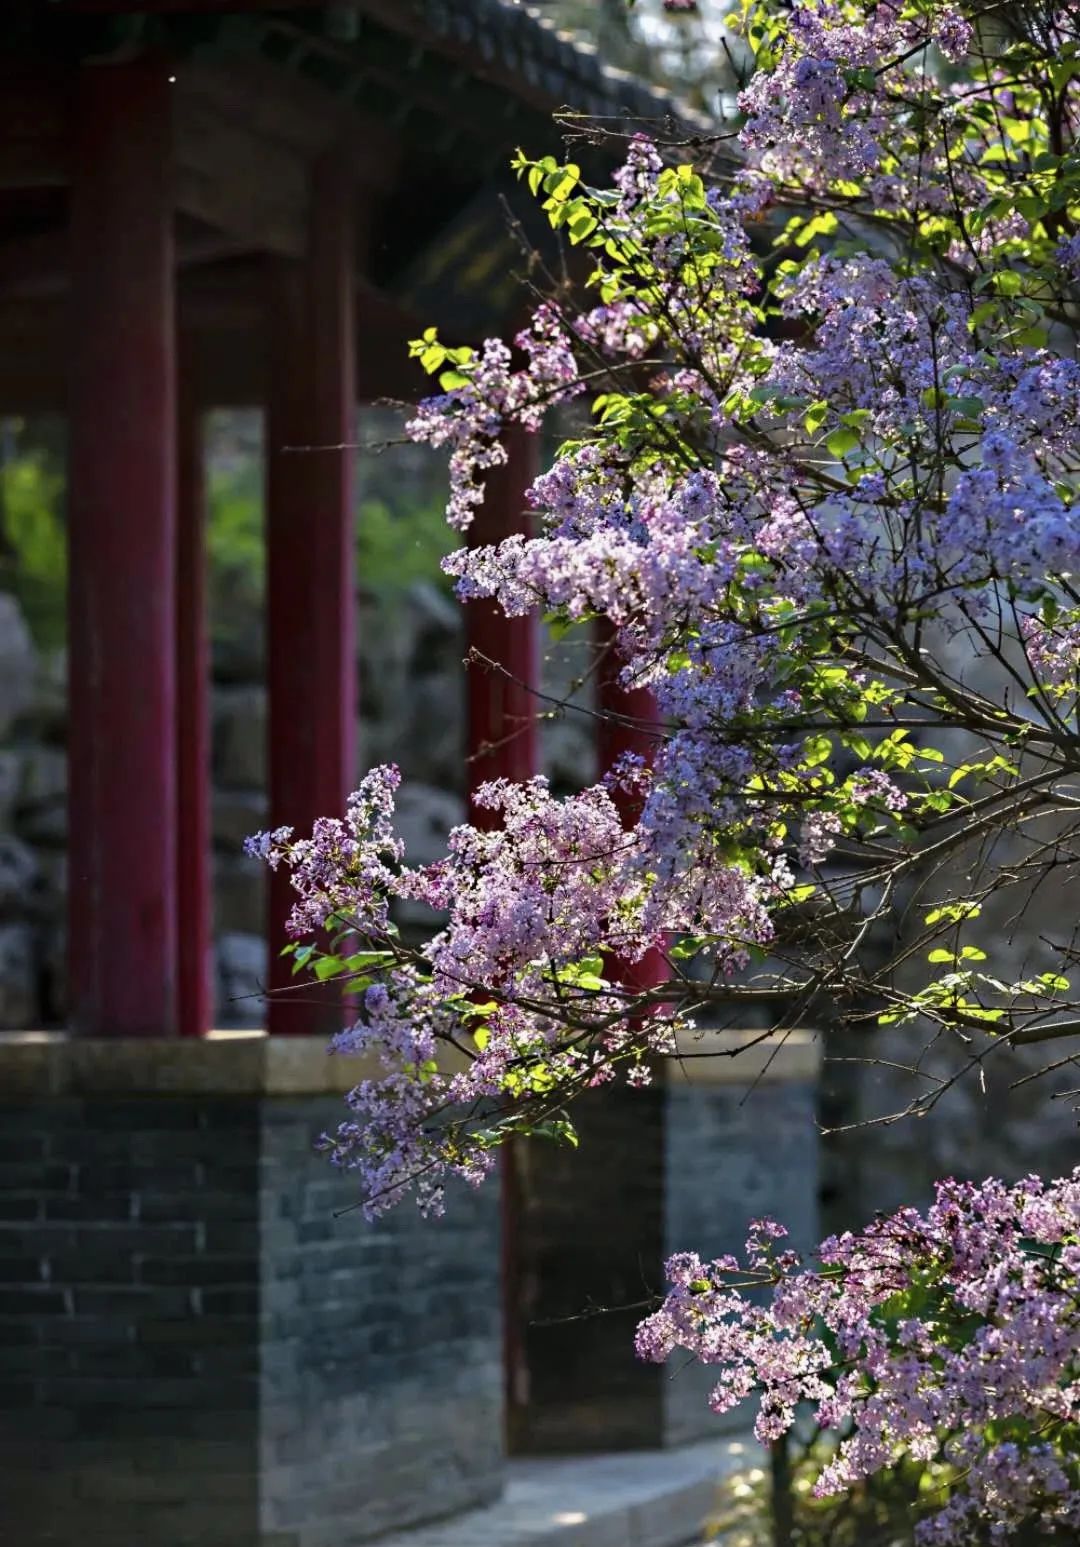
[0,1085,502,1547]
[510,1059,819,1454]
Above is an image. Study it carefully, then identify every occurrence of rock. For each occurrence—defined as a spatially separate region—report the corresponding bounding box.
[214,854,266,937]
[23,647,66,739]
[15,745,67,845]
[390,783,464,933]
[40,922,66,1023]
[216,931,268,1028]
[393,782,464,868]
[0,835,43,915]
[406,579,460,633]
[36,849,67,905]
[0,922,39,1028]
[211,620,265,685]
[541,713,596,792]
[0,749,22,827]
[0,595,37,740]
[212,788,268,851]
[402,676,465,790]
[213,686,267,791]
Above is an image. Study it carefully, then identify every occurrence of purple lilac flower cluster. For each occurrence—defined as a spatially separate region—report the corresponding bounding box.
[638,1171,1080,1543]
[256,0,1080,1219]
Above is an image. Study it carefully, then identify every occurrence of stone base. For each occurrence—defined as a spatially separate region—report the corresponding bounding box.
[508,1031,820,1454]
[0,1035,503,1547]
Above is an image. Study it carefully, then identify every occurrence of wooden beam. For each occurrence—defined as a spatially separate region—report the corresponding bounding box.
[179,54,402,192]
[173,79,310,256]
[0,264,428,412]
[0,226,255,300]
[595,619,667,993]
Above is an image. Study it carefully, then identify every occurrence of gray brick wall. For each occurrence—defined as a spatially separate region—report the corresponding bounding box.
[509,1075,819,1455]
[511,1086,666,1453]
[0,1092,502,1547]
[662,1079,819,1446]
[257,1098,503,1545]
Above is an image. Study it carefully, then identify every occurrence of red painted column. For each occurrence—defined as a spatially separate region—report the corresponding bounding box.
[68,58,179,1037]
[266,155,357,1034]
[176,367,213,1036]
[465,425,540,820]
[464,426,540,1438]
[596,623,667,991]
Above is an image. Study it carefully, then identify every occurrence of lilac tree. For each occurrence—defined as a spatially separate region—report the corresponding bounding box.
[251,1,1080,1536]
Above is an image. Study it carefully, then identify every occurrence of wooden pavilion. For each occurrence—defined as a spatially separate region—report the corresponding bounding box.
[0,0,689,1041]
[0,15,828,1547]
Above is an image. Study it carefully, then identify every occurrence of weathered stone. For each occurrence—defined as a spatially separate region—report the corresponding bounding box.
[212,789,268,852]
[15,746,67,846]
[401,677,465,789]
[541,713,595,791]
[40,921,66,1024]
[214,857,266,939]
[216,932,268,1029]
[0,836,43,916]
[0,749,22,828]
[36,849,66,903]
[393,783,464,868]
[0,595,37,740]
[23,647,67,740]
[0,922,39,1028]
[211,622,265,686]
[213,687,267,791]
[404,579,460,636]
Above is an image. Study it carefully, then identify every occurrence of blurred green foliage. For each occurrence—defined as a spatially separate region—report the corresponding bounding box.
[0,420,67,651]
[711,1431,1072,1547]
[0,411,455,658]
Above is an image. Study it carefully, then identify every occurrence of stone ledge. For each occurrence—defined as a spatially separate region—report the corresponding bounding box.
[362,1436,760,1547]
[668,1027,820,1086]
[0,1028,818,1098]
[0,1031,363,1096]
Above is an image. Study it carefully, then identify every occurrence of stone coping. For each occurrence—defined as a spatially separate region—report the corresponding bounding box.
[0,1027,818,1097]
[367,1434,762,1547]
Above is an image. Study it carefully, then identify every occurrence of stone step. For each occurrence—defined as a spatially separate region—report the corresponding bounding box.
[364,1435,759,1547]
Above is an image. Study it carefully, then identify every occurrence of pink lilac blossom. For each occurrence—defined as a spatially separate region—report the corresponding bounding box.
[251,7,1080,1525]
[254,765,786,1213]
[639,1171,1080,1543]
[1022,613,1080,691]
[257,22,1080,1227]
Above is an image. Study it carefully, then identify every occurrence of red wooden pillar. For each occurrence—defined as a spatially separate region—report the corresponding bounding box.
[266,155,357,1034]
[465,425,540,818]
[176,368,213,1036]
[464,426,540,1436]
[68,58,179,1037]
[596,623,667,991]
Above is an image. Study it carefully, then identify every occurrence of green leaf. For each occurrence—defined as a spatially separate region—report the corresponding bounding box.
[803,399,829,435]
[826,427,860,460]
[1039,972,1071,992]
